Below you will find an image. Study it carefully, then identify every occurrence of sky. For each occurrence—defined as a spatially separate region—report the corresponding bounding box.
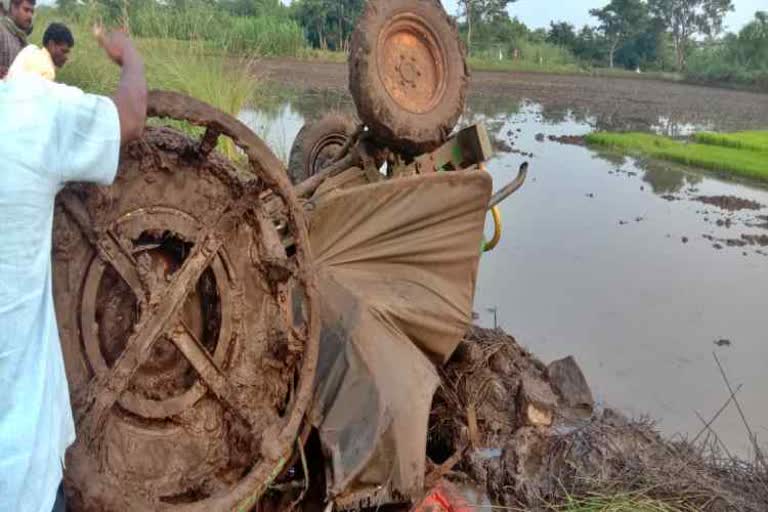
[439,0,764,32]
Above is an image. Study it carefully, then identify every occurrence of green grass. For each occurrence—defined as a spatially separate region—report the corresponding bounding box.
[468,56,583,74]
[30,15,264,159]
[693,131,768,153]
[588,68,684,82]
[586,131,768,182]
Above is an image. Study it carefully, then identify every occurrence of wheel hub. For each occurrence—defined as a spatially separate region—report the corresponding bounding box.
[378,14,447,114]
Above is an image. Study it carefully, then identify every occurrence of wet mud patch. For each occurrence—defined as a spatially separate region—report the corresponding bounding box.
[703,233,768,248]
[693,195,764,212]
[547,134,586,146]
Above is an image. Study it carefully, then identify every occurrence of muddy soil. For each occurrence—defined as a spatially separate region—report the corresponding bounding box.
[429,328,768,511]
[253,59,768,132]
[693,195,764,211]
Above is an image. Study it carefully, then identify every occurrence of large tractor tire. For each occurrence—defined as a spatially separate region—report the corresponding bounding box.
[349,0,469,155]
[287,113,357,184]
[53,92,319,511]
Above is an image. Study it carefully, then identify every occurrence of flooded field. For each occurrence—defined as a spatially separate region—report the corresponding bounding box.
[240,82,768,459]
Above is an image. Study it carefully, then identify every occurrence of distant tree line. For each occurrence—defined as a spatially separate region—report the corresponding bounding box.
[451,0,766,87]
[57,0,767,87]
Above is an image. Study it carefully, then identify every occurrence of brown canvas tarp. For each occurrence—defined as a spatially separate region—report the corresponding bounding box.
[307,170,492,505]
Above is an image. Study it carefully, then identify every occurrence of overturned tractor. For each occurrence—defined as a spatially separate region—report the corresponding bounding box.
[52,1,527,510]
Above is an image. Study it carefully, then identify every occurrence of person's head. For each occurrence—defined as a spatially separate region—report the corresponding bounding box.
[43,22,73,68]
[9,0,34,33]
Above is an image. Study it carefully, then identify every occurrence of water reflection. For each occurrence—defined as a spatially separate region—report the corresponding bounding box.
[641,163,703,195]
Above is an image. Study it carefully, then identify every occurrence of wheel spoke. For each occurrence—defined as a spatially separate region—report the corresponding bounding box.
[169,322,256,428]
[97,232,145,299]
[59,190,145,300]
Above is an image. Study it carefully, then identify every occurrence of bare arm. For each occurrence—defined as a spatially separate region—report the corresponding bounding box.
[95,28,147,144]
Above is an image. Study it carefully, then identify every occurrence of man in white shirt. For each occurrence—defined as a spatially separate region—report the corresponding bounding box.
[0,28,147,512]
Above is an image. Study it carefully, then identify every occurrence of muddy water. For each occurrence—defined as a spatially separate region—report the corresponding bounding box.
[240,92,768,458]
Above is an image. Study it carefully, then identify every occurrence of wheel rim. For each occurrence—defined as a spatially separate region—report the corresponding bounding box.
[80,207,235,420]
[307,132,349,176]
[377,13,448,115]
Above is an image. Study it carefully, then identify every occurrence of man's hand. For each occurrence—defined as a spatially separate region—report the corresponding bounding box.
[93,25,135,67]
[94,25,147,145]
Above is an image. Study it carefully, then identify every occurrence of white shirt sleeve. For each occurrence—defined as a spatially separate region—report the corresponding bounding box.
[51,83,122,185]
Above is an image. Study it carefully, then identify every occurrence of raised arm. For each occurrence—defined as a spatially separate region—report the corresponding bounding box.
[95,27,147,144]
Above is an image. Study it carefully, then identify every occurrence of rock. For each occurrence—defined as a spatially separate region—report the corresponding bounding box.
[496,427,553,501]
[525,404,553,427]
[518,375,557,427]
[489,351,514,376]
[547,356,594,414]
[535,133,545,142]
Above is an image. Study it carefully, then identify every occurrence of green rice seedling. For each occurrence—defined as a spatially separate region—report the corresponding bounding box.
[586,132,768,182]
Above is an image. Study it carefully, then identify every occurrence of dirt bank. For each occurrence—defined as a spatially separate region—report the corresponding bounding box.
[253,59,768,132]
[428,327,768,511]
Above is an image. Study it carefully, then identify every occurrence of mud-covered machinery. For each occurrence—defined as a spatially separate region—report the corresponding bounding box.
[52,1,527,510]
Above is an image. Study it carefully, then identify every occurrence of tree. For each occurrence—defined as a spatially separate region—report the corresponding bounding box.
[457,0,516,54]
[648,0,734,70]
[737,11,768,66]
[221,0,283,17]
[572,25,606,63]
[590,0,649,69]
[291,0,364,51]
[547,21,577,49]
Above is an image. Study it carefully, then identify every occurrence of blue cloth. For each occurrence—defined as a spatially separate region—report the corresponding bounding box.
[0,75,120,512]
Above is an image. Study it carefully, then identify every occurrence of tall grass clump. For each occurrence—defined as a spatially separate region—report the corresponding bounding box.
[130,3,305,57]
[468,40,581,73]
[41,21,257,112]
[586,131,768,182]
[225,16,304,56]
[33,11,260,158]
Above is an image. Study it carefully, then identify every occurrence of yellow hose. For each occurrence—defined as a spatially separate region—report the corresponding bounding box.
[483,206,503,252]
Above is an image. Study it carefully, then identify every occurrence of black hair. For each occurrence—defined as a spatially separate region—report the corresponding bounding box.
[43,22,74,48]
[11,0,36,7]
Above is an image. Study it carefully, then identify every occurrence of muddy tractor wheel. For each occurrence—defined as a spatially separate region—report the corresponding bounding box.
[287,113,357,184]
[53,91,318,511]
[349,0,469,155]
